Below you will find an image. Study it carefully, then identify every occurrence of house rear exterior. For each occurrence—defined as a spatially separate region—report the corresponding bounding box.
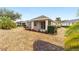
[26,15,56,32]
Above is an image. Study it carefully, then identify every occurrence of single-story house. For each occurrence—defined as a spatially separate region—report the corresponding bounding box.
[16,20,26,26]
[26,15,56,32]
[61,19,79,26]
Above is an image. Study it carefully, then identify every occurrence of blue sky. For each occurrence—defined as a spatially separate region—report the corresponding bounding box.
[2,7,79,21]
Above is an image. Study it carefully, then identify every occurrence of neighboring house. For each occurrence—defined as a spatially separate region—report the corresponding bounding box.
[26,15,56,32]
[61,19,79,26]
[16,20,26,26]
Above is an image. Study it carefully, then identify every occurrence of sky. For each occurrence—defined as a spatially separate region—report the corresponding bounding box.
[2,7,79,21]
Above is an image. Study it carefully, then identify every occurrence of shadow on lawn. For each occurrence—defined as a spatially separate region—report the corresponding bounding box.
[33,40,64,51]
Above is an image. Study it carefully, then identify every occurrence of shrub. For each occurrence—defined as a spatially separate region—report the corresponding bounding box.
[0,16,16,29]
[0,21,2,29]
[47,26,57,34]
[65,22,79,50]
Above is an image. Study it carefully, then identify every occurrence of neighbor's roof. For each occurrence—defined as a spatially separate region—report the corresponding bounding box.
[31,15,53,21]
[62,19,79,23]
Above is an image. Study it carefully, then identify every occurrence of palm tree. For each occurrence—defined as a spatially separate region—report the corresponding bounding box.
[65,22,79,50]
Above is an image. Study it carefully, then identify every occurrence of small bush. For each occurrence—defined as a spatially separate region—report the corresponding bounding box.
[0,16,16,29]
[47,26,57,34]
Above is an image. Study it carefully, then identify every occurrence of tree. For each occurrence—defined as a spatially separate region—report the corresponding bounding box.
[0,8,21,20]
[55,17,61,27]
[55,17,61,22]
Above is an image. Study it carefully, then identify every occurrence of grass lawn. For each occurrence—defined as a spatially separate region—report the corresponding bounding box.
[0,27,65,51]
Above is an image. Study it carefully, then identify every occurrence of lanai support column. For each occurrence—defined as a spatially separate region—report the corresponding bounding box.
[31,21,34,30]
[45,20,48,31]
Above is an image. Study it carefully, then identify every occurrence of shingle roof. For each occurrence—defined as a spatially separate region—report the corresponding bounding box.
[31,15,52,21]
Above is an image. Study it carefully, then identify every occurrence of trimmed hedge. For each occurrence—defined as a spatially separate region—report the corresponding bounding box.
[47,26,57,34]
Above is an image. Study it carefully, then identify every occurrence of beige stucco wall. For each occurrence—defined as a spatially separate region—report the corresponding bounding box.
[34,22,41,31]
[31,20,56,32]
